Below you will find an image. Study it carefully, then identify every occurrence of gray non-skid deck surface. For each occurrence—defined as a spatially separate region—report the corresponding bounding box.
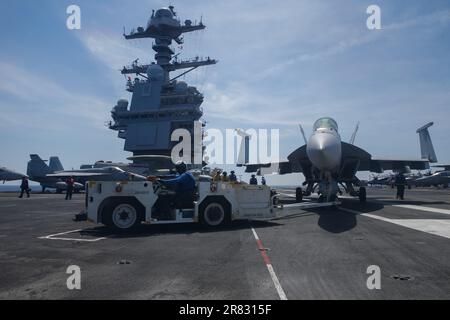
[0,187,448,299]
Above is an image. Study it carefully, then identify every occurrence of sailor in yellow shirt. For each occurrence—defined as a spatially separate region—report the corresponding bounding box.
[221,171,229,182]
[213,171,222,182]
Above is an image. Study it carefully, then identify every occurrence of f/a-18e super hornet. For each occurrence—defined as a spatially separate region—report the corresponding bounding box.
[416,122,450,173]
[0,166,27,183]
[27,154,147,193]
[368,173,395,187]
[413,170,450,188]
[27,155,84,193]
[47,166,147,183]
[242,117,431,203]
[368,171,431,189]
[80,155,174,176]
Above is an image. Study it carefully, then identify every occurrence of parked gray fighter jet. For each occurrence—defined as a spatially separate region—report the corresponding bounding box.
[0,167,27,183]
[417,122,450,170]
[369,171,429,189]
[368,174,395,187]
[28,154,147,193]
[80,155,173,176]
[242,117,430,203]
[27,155,84,193]
[415,122,450,187]
[47,166,147,183]
[433,165,450,171]
[414,171,450,188]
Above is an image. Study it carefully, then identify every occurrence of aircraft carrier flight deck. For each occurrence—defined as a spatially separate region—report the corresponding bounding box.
[1,2,449,307]
[1,186,448,300]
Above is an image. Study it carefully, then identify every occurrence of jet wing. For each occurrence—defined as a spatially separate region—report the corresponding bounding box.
[242,146,309,175]
[369,159,429,173]
[242,161,296,175]
[127,155,173,168]
[47,172,109,178]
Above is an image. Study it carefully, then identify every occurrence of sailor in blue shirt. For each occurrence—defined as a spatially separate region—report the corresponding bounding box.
[155,161,196,218]
[160,162,196,193]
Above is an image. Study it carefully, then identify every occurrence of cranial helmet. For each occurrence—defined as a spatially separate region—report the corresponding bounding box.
[175,161,187,174]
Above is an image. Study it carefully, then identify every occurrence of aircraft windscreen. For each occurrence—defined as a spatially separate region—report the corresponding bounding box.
[313,117,338,131]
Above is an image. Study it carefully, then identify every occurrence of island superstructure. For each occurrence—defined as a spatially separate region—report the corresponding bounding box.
[109,6,217,166]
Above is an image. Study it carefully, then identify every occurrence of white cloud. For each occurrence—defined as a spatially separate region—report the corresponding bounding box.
[201,82,332,127]
[65,1,450,163]
[254,8,450,81]
[0,62,109,132]
[79,31,150,71]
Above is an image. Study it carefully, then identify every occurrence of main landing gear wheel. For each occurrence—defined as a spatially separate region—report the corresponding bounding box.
[359,187,367,203]
[296,187,303,203]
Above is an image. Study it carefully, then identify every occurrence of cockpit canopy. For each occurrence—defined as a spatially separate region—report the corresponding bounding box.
[313,117,338,132]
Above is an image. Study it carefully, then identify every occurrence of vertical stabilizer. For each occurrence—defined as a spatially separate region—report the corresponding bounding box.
[349,122,360,145]
[27,154,51,178]
[236,129,251,165]
[416,122,437,163]
[299,124,307,145]
[49,157,64,172]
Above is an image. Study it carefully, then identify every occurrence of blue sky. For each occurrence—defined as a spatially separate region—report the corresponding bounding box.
[0,0,449,185]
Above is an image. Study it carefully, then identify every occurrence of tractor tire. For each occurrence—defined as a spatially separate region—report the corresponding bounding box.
[200,200,230,228]
[103,199,142,232]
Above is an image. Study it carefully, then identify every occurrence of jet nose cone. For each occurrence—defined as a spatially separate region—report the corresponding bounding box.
[307,132,342,170]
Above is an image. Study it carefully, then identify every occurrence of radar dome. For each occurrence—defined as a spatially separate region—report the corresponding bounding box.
[156,8,174,19]
[117,99,129,108]
[148,7,180,28]
[175,81,188,92]
[113,99,128,112]
[147,64,164,81]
